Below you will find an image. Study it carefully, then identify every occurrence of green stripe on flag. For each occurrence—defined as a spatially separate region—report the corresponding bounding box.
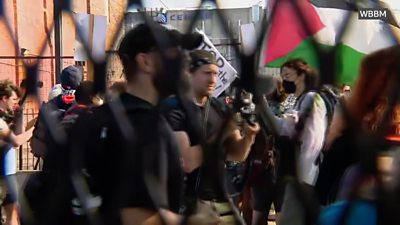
[335,43,365,85]
[265,38,366,86]
[266,38,330,69]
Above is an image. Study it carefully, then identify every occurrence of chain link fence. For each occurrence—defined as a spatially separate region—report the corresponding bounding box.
[1,0,400,224]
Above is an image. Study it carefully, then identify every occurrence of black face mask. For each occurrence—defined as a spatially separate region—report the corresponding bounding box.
[282,80,296,94]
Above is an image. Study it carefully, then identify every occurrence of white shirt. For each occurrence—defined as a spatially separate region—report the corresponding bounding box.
[279,92,328,185]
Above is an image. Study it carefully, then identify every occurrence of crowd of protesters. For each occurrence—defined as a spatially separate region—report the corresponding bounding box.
[0,20,400,225]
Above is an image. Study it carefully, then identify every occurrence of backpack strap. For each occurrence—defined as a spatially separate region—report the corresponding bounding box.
[318,90,337,126]
[294,92,316,134]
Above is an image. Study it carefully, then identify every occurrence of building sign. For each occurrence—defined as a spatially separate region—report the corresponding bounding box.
[196,29,238,97]
[168,11,212,21]
[139,8,213,21]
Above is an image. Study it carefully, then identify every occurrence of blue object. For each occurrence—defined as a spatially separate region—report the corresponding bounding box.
[3,146,17,176]
[318,200,377,225]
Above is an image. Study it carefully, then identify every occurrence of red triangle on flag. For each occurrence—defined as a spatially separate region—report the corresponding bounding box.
[265,0,325,64]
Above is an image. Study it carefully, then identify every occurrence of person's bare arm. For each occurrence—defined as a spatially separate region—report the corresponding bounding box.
[8,126,34,147]
[0,119,33,147]
[224,120,260,162]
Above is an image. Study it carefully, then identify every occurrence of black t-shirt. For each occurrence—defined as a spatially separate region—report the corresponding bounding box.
[72,93,183,223]
[161,96,231,201]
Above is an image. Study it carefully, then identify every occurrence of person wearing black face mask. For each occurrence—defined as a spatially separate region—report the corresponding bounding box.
[278,62,303,121]
[261,58,329,225]
[282,80,296,94]
[280,64,305,97]
[277,59,325,185]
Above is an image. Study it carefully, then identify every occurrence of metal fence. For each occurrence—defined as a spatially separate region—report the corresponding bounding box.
[2,0,400,224]
[0,56,75,170]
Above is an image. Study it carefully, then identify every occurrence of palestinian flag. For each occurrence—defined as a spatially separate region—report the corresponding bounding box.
[264,0,400,85]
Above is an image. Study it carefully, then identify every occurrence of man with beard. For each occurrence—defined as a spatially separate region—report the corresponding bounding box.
[70,23,219,225]
[0,80,34,225]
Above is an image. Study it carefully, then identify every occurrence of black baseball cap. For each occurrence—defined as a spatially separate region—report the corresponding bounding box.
[118,23,179,59]
[118,23,203,60]
[60,65,83,90]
